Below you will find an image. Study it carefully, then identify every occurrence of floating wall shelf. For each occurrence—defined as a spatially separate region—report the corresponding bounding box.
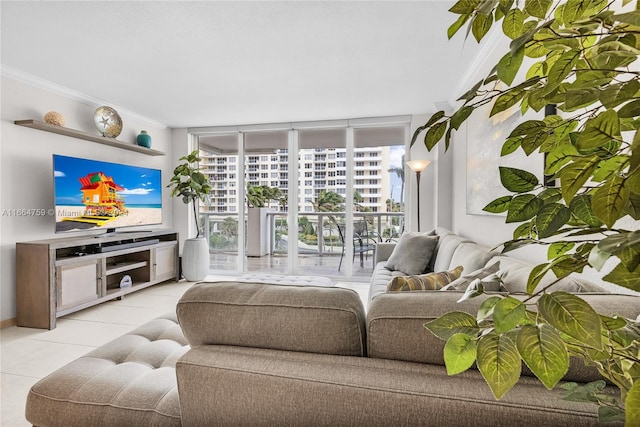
[14,119,165,156]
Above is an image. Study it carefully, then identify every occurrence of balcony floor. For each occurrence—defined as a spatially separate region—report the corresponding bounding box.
[209,252,374,281]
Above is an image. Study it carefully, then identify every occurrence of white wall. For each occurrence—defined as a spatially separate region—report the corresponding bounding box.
[0,76,175,323]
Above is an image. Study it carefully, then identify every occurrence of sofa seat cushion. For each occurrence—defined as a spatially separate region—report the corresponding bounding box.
[25,313,188,427]
[369,261,405,302]
[177,344,609,426]
[177,281,366,356]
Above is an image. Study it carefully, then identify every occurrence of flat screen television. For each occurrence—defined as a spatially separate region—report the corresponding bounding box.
[53,154,162,233]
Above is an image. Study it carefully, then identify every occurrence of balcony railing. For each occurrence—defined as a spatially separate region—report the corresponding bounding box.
[201,211,405,258]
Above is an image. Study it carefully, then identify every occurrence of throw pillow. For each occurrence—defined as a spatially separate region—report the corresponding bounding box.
[440,261,502,291]
[385,232,439,275]
[387,266,464,292]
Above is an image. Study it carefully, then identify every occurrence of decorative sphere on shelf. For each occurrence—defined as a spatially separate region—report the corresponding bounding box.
[44,111,66,126]
[137,130,152,148]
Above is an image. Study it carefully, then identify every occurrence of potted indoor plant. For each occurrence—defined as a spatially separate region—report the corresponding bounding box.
[168,150,212,281]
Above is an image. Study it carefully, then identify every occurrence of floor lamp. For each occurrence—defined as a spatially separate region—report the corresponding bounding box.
[406,159,431,232]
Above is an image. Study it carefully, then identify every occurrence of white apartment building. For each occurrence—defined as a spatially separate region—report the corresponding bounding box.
[200,147,392,214]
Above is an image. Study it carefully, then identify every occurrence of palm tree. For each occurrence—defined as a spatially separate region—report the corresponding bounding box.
[312,190,345,213]
[388,154,405,208]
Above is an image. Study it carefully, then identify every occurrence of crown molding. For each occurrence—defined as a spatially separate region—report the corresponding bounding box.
[1,65,168,129]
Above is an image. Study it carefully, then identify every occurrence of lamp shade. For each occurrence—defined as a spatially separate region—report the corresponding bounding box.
[406,159,431,173]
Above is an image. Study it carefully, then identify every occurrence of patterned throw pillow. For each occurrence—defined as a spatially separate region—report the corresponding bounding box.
[386,266,464,292]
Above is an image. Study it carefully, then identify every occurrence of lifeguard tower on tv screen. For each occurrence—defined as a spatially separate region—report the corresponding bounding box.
[64,172,128,226]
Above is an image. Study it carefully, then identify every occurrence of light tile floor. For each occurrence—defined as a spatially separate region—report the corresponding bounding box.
[0,276,369,427]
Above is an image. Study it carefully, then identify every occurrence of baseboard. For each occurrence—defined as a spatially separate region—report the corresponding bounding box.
[1,317,17,329]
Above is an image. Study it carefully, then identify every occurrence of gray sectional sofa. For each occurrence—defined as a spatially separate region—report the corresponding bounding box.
[25,228,640,426]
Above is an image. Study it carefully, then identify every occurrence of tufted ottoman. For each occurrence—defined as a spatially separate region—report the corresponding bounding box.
[234,273,334,287]
[25,313,188,427]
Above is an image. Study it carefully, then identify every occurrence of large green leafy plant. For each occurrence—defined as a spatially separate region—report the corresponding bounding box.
[412,0,640,424]
[168,150,212,238]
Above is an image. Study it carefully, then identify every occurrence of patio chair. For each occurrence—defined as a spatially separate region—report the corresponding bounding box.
[337,220,376,271]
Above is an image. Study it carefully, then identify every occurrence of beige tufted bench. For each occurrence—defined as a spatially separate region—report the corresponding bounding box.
[234,273,334,287]
[25,313,188,427]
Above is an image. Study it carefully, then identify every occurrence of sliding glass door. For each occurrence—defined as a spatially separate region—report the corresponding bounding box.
[192,116,409,280]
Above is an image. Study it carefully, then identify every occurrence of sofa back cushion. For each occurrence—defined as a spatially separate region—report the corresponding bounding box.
[432,233,472,272]
[448,242,493,275]
[177,281,366,356]
[366,292,640,383]
[488,256,604,293]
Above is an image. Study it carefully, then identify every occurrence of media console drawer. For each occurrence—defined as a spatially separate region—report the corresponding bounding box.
[16,230,179,329]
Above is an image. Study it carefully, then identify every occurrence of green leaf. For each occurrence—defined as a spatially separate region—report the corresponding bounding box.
[527,262,553,294]
[536,203,571,238]
[509,120,546,138]
[499,166,539,193]
[444,333,478,375]
[546,50,580,93]
[613,10,640,26]
[599,80,640,109]
[513,221,533,239]
[521,129,550,155]
[497,46,525,86]
[450,106,474,130]
[537,292,603,350]
[576,110,621,152]
[564,88,600,111]
[548,241,575,259]
[545,144,579,175]
[516,324,569,389]
[598,230,640,272]
[448,13,471,39]
[424,311,479,340]
[424,121,448,151]
[472,12,494,42]
[540,188,563,205]
[619,99,640,119]
[525,0,553,18]
[477,333,522,399]
[449,0,481,14]
[569,195,602,227]
[592,176,629,229]
[625,376,640,427]
[625,192,640,220]
[592,155,629,183]
[507,194,544,223]
[502,8,524,39]
[483,195,512,213]
[558,156,600,203]
[478,296,502,322]
[493,296,526,333]
[603,263,640,292]
[501,137,521,156]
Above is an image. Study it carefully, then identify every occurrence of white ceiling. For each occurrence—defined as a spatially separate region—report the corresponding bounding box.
[1,1,486,129]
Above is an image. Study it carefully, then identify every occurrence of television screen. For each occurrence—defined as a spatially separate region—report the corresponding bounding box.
[53,154,162,233]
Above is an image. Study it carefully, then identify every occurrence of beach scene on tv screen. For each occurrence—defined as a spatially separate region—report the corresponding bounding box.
[54,155,162,232]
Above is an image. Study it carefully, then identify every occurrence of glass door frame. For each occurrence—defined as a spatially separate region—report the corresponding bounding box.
[188,115,412,279]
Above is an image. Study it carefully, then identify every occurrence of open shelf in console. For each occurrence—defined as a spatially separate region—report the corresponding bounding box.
[16,229,179,329]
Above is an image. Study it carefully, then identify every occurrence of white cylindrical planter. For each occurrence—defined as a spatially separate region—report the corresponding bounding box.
[182,237,209,281]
